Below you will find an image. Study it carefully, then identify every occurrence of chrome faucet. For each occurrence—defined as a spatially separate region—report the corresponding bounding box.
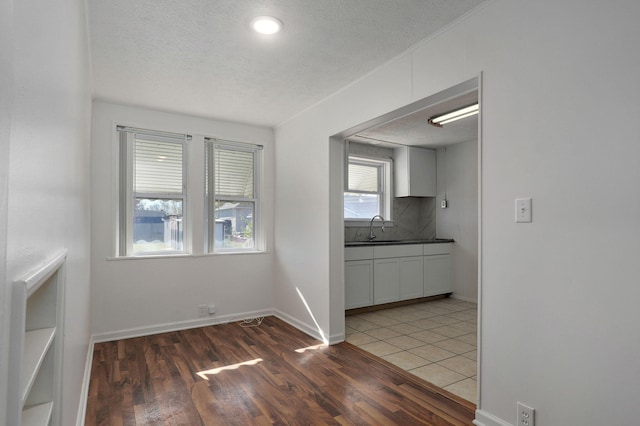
[369,215,385,240]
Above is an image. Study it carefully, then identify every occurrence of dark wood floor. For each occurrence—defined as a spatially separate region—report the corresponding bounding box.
[86,316,476,425]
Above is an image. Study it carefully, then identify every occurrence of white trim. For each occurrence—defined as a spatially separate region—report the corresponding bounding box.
[327,332,345,345]
[272,309,327,343]
[473,409,513,426]
[476,71,484,409]
[75,337,95,426]
[92,309,274,343]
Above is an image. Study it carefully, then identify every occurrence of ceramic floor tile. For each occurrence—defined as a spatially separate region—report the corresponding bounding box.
[408,329,449,344]
[358,341,402,357]
[454,333,477,346]
[408,318,441,330]
[345,317,379,332]
[345,332,378,346]
[433,339,476,355]
[461,350,477,361]
[428,316,461,326]
[345,326,357,335]
[383,335,425,350]
[346,299,478,404]
[437,355,477,377]
[409,364,466,388]
[361,315,401,327]
[365,327,402,340]
[445,310,477,321]
[420,306,454,315]
[430,325,469,338]
[433,303,468,312]
[381,351,431,370]
[408,344,457,362]
[380,312,423,322]
[444,378,477,403]
[387,323,424,335]
[447,321,477,333]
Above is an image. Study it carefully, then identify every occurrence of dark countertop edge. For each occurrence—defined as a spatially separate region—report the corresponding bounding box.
[345,239,454,247]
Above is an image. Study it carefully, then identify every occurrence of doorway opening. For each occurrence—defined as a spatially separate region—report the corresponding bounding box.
[330,76,482,404]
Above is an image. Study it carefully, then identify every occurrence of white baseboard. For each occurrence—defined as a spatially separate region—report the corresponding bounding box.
[92,309,275,343]
[273,309,330,344]
[75,337,95,426]
[473,409,512,426]
[328,331,345,345]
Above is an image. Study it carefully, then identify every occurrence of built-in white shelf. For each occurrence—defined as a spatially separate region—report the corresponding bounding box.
[7,249,66,426]
[22,402,54,426]
[21,327,56,404]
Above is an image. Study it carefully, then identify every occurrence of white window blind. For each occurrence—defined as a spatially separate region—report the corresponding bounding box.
[134,138,183,194]
[348,162,380,192]
[214,148,254,198]
[205,139,262,252]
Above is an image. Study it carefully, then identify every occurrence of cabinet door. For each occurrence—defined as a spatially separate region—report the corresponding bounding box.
[424,254,452,297]
[345,260,373,309]
[394,146,436,197]
[374,258,400,304]
[399,256,424,301]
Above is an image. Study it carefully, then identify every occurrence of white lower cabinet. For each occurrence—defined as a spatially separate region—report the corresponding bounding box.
[373,258,400,304]
[345,243,451,309]
[423,254,451,297]
[344,260,373,309]
[399,256,424,300]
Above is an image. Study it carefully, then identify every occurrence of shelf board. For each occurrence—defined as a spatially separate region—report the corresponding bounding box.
[22,401,54,426]
[21,327,56,404]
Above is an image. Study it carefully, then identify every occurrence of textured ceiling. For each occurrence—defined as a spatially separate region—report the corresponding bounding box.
[87,0,486,127]
[351,90,478,147]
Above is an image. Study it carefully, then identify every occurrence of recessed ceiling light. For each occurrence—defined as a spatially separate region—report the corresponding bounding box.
[251,16,283,35]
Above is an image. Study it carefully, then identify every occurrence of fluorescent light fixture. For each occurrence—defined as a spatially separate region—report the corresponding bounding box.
[251,16,283,35]
[428,103,479,127]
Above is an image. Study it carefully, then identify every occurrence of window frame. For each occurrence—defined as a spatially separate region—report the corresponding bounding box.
[117,126,190,257]
[205,138,263,253]
[344,155,393,224]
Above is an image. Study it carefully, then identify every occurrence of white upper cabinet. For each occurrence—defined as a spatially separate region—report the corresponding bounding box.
[394,146,436,197]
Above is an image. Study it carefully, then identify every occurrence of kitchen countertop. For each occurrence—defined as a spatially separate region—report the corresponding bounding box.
[345,238,454,247]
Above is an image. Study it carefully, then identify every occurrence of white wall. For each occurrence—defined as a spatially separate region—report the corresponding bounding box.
[436,141,478,303]
[90,101,275,339]
[1,0,92,424]
[0,0,12,419]
[275,1,640,424]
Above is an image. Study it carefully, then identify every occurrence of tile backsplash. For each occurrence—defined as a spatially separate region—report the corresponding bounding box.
[345,197,436,242]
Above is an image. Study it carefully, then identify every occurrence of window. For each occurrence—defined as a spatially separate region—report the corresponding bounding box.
[344,156,391,220]
[206,139,262,252]
[116,125,264,257]
[118,126,189,256]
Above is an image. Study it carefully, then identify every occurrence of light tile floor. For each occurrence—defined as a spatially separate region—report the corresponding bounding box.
[345,298,478,403]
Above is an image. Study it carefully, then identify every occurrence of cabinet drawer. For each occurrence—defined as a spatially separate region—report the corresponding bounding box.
[345,246,374,261]
[423,243,451,256]
[374,244,423,259]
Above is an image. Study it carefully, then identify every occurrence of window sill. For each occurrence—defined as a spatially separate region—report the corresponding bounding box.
[107,250,269,261]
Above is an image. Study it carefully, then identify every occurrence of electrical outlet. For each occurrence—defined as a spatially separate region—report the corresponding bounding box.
[198,304,208,317]
[517,402,535,426]
[208,304,216,314]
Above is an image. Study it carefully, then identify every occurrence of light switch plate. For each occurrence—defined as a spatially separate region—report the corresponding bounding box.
[515,198,532,223]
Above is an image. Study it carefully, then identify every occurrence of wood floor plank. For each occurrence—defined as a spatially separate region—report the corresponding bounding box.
[86,316,475,425]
